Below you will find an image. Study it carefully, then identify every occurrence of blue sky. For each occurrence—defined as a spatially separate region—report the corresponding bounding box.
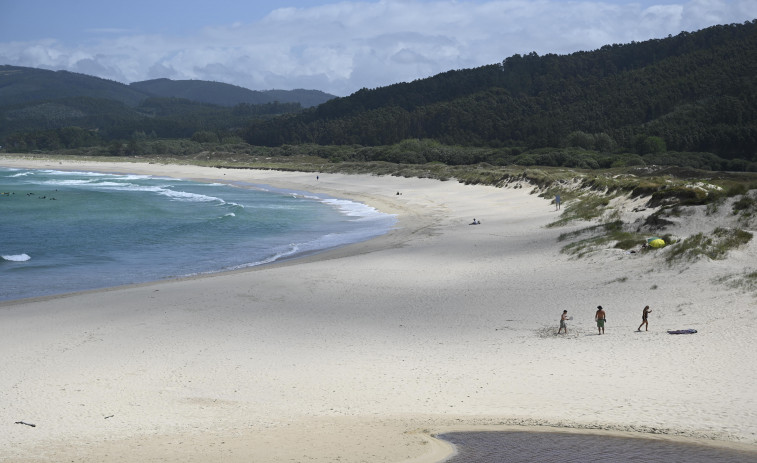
[1,0,755,96]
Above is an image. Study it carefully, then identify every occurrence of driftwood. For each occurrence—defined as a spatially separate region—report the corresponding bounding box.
[15,421,36,427]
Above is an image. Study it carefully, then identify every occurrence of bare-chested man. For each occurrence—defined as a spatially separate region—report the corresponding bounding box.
[558,310,569,334]
[595,305,606,334]
[637,305,652,331]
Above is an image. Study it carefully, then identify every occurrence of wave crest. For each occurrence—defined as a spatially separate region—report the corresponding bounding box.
[2,253,31,262]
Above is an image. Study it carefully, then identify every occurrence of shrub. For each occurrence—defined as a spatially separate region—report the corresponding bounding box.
[558,221,644,255]
[548,194,611,227]
[732,193,757,215]
[567,131,595,150]
[191,131,219,143]
[665,227,753,263]
[647,186,710,207]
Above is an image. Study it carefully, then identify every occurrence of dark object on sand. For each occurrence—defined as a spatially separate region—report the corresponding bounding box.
[15,421,36,427]
[667,329,697,334]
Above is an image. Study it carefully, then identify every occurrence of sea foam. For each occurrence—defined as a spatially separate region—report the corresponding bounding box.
[1,254,31,262]
[0,167,396,301]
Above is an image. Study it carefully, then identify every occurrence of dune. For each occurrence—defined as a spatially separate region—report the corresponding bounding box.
[1,156,756,462]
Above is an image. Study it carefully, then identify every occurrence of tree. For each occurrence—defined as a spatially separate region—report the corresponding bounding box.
[636,135,667,155]
[191,130,219,143]
[567,131,595,150]
[594,133,616,153]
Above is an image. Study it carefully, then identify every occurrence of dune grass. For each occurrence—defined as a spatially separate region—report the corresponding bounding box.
[558,221,650,256]
[664,227,753,263]
[714,269,757,294]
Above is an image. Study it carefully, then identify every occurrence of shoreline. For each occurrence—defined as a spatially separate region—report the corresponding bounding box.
[0,161,403,304]
[2,155,756,462]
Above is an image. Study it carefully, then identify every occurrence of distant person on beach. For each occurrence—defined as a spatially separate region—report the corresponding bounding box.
[555,194,561,210]
[558,310,569,334]
[595,306,606,334]
[637,305,652,331]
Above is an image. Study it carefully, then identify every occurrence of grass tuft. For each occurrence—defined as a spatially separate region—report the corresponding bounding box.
[559,221,647,255]
[665,227,752,263]
[714,270,757,294]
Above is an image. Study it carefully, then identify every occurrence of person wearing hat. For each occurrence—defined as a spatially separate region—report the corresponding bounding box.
[595,306,606,334]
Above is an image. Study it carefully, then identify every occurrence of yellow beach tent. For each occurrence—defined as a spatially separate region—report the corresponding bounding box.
[649,238,665,248]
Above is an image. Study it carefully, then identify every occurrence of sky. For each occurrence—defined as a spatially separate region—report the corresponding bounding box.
[1,0,755,96]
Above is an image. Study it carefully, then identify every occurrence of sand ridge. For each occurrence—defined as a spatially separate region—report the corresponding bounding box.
[1,157,756,462]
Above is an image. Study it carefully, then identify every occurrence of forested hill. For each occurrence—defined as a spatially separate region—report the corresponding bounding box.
[0,66,335,148]
[129,79,334,108]
[0,66,335,108]
[244,21,757,161]
[0,66,146,107]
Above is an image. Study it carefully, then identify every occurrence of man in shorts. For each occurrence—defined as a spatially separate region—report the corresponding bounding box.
[558,310,569,334]
[595,305,606,334]
[637,305,652,331]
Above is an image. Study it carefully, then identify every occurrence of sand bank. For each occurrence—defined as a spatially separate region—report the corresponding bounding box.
[2,157,756,462]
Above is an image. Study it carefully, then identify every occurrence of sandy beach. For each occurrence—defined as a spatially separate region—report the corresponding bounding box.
[2,156,756,462]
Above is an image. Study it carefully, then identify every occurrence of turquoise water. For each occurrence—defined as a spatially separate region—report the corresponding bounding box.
[0,167,395,301]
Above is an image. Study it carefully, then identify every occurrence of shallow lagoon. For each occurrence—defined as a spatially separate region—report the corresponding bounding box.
[438,431,757,462]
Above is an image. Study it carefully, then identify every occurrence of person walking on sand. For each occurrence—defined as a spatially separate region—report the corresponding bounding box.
[558,310,569,334]
[637,305,652,331]
[555,194,561,210]
[595,305,606,334]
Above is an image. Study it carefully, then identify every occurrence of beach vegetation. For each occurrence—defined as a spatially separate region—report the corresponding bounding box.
[647,185,710,207]
[706,197,726,215]
[612,231,643,250]
[664,227,753,263]
[641,208,676,230]
[714,270,757,294]
[557,223,608,243]
[732,193,757,215]
[732,192,757,227]
[559,220,646,256]
[558,219,681,257]
[548,194,614,227]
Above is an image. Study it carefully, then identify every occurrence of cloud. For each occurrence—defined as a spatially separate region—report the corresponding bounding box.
[1,0,755,96]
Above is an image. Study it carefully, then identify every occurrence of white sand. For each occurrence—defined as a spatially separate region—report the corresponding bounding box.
[1,157,756,461]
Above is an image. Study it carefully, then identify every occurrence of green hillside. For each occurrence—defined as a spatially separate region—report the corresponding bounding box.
[0,95,302,151]
[0,66,326,149]
[0,66,335,109]
[262,89,336,108]
[0,66,147,107]
[129,78,334,107]
[244,21,757,164]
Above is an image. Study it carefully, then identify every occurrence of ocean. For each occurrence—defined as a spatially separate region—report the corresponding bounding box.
[0,167,396,301]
